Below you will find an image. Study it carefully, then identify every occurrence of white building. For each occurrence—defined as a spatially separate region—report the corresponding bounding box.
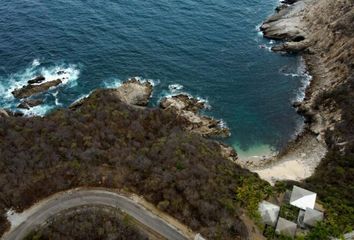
[289,186,317,210]
[276,217,297,238]
[258,200,280,227]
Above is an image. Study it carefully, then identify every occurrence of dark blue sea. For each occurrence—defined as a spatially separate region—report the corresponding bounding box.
[0,0,310,157]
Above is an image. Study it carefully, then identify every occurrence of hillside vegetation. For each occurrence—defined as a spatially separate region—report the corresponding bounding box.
[0,89,271,239]
[25,206,148,240]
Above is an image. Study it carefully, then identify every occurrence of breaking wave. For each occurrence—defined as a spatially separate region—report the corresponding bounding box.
[0,60,80,116]
[103,76,159,89]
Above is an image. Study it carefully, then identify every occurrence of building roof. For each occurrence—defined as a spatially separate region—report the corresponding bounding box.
[258,201,280,227]
[303,208,324,227]
[276,217,297,238]
[290,186,317,210]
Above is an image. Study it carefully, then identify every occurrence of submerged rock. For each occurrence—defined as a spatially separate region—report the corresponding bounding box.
[28,75,45,84]
[17,99,44,110]
[112,78,153,106]
[281,0,300,4]
[160,94,230,138]
[57,70,67,75]
[12,79,62,99]
[13,111,24,117]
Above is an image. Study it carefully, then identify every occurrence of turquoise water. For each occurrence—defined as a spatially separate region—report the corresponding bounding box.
[0,0,309,155]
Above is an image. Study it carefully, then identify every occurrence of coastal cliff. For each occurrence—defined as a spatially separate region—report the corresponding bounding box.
[260,0,354,237]
[0,0,352,239]
[262,0,353,143]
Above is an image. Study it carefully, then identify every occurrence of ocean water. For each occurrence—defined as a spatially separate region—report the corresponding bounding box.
[0,0,309,156]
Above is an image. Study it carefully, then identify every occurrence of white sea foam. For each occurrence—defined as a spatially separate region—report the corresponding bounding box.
[32,59,41,67]
[0,60,80,116]
[1,61,80,97]
[37,64,80,87]
[218,119,228,129]
[23,104,55,117]
[53,91,61,106]
[168,83,184,94]
[293,57,312,102]
[279,57,312,102]
[103,76,160,89]
[283,73,301,77]
[132,76,160,86]
[103,78,122,88]
[255,23,262,32]
[71,92,93,106]
[196,96,211,109]
[296,74,312,102]
[258,42,273,52]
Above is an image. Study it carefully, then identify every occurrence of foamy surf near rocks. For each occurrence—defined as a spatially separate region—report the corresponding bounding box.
[112,77,153,106]
[159,94,230,138]
[160,94,205,112]
[12,78,62,99]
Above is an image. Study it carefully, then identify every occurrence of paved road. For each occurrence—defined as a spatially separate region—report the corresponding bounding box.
[2,189,191,240]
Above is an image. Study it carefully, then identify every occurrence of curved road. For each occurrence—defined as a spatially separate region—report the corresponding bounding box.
[2,189,193,240]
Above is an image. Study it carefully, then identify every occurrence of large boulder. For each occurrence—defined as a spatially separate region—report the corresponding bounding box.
[260,1,308,41]
[219,142,238,162]
[271,40,311,53]
[12,79,62,99]
[28,75,45,84]
[160,94,230,138]
[112,78,153,106]
[159,94,205,113]
[17,99,44,110]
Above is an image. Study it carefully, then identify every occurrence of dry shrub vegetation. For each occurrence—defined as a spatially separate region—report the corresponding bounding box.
[0,89,271,239]
[25,206,148,240]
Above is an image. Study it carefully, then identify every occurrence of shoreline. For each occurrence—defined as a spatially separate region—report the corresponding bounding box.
[240,0,334,184]
[235,56,313,167]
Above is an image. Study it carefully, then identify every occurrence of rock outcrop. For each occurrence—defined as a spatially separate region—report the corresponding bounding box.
[160,94,205,113]
[17,99,44,110]
[112,78,153,106]
[219,142,238,162]
[12,79,62,99]
[261,1,309,41]
[0,109,9,118]
[254,0,354,177]
[264,0,353,147]
[28,75,45,84]
[70,78,153,109]
[160,94,230,138]
[271,40,311,53]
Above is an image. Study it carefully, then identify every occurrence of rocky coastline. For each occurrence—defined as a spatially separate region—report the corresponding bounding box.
[69,78,230,138]
[0,76,267,239]
[236,0,354,184]
[250,0,354,236]
[160,94,230,138]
